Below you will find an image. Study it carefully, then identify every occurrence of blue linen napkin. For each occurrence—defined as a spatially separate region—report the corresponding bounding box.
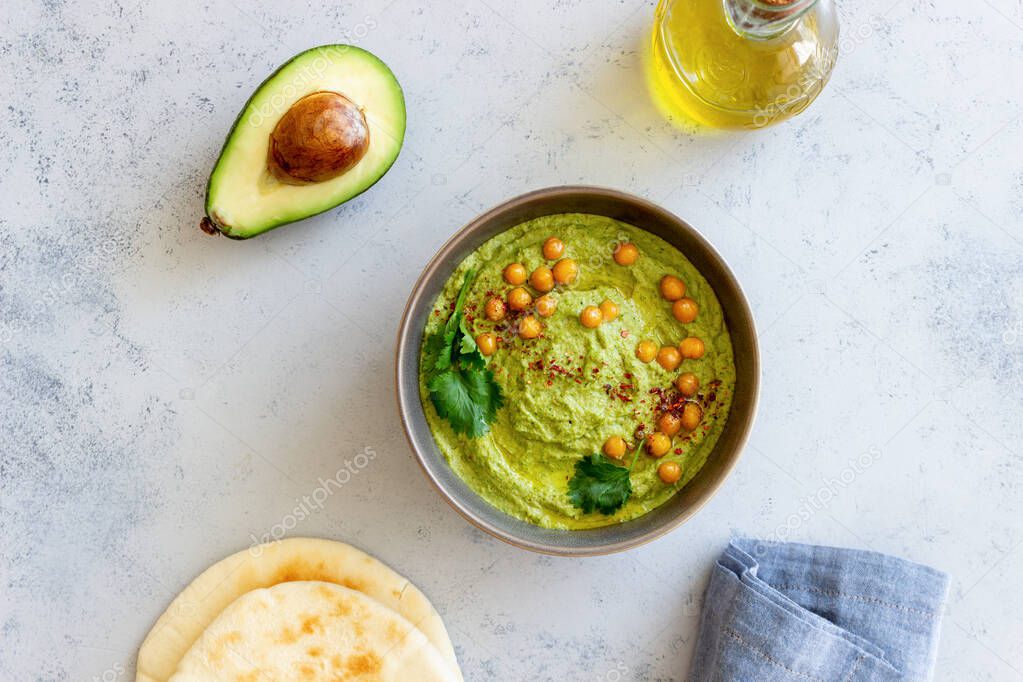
[689,538,950,681]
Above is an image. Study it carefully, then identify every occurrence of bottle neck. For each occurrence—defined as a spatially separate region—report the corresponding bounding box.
[724,0,818,39]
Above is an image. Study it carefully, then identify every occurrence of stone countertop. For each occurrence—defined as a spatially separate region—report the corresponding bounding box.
[2,1,1022,679]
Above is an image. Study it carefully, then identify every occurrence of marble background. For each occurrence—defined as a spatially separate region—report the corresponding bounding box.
[2,0,1022,679]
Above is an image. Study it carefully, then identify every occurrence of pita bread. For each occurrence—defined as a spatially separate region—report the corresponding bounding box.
[137,538,459,681]
[169,581,456,682]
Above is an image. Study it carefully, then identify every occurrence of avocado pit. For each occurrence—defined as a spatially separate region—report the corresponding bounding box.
[267,90,370,185]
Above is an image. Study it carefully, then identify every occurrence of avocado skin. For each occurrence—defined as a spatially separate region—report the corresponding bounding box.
[200,45,406,240]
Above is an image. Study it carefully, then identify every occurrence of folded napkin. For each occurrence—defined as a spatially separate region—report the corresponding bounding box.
[690,538,950,681]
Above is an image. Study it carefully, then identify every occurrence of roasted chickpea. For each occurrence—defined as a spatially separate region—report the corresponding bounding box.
[614,242,639,266]
[680,336,706,359]
[599,299,619,322]
[658,461,682,484]
[657,412,682,437]
[529,266,555,293]
[552,258,578,285]
[542,236,565,260]
[476,333,497,356]
[672,297,699,323]
[675,372,699,397]
[484,297,506,321]
[646,431,672,458]
[580,305,603,329]
[603,436,627,459]
[519,315,542,339]
[535,294,557,318]
[656,346,682,371]
[681,403,703,432]
[659,275,686,301]
[507,287,533,311]
[635,340,658,363]
[503,262,527,285]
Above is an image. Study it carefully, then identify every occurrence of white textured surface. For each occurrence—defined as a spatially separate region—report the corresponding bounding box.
[2,1,1022,680]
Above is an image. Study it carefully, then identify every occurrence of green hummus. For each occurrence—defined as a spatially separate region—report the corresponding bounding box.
[419,214,735,529]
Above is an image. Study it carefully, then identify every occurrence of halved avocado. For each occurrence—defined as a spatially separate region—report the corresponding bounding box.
[201,45,406,239]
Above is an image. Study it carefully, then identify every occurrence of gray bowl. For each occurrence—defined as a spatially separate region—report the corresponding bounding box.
[395,186,759,556]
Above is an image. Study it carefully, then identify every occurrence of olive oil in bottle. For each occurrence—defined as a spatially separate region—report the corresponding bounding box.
[650,0,839,129]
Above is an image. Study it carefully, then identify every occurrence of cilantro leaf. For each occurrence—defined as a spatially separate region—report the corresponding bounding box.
[424,268,504,438]
[458,317,485,370]
[568,441,644,515]
[567,454,633,515]
[429,269,475,371]
[424,329,451,372]
[428,366,505,438]
[432,327,458,371]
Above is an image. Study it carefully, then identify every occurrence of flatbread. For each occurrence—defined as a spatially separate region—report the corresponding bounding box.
[137,538,459,681]
[169,581,455,682]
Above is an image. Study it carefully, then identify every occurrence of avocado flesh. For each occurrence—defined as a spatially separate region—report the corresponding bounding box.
[204,45,406,239]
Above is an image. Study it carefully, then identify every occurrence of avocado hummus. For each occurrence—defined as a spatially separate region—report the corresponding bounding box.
[419,214,735,529]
